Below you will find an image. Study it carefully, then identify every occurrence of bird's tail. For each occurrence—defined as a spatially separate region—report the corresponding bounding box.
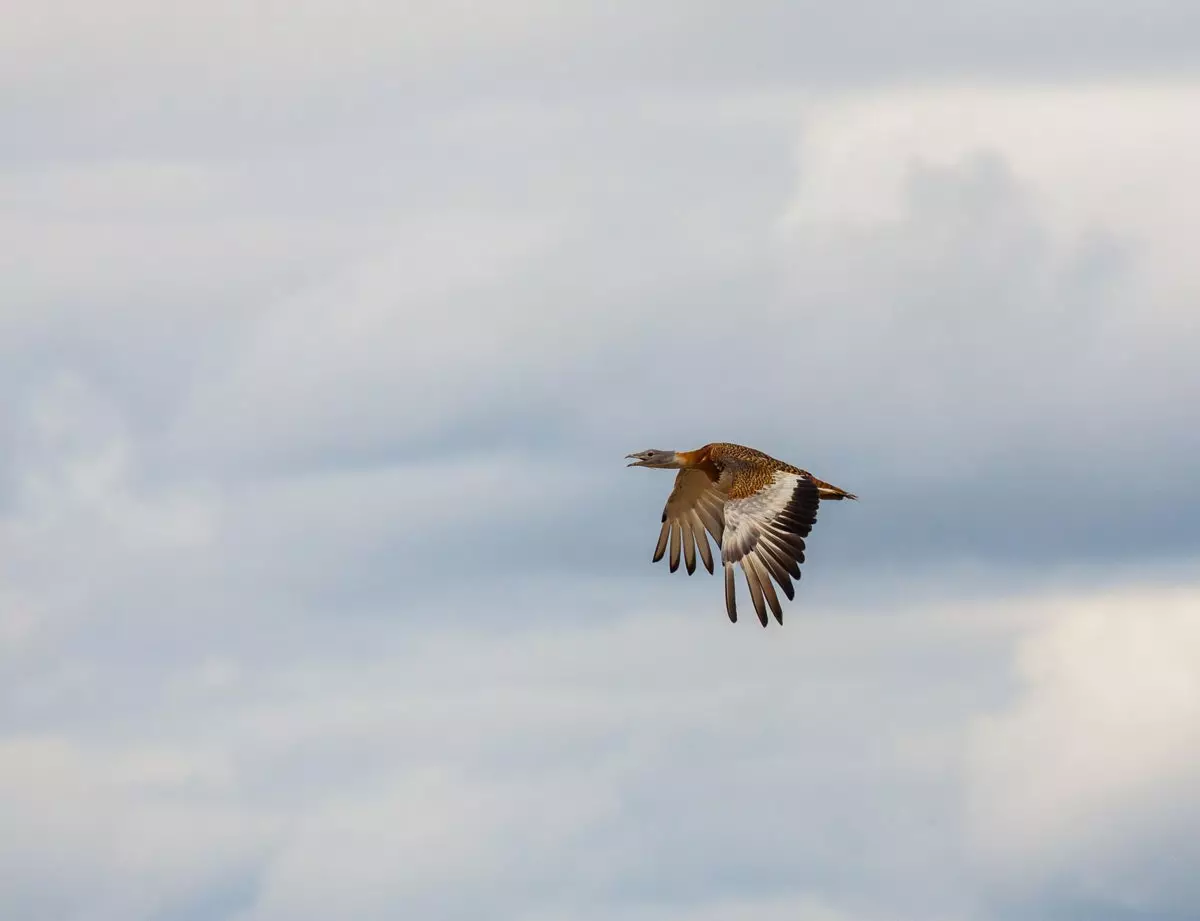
[812,477,857,501]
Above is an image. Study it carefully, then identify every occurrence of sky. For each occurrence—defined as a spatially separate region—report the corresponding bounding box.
[2,2,1200,920]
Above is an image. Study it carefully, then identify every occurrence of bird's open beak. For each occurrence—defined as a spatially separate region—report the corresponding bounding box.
[625,453,644,467]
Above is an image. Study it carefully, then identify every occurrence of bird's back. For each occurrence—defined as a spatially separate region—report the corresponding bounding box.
[703,442,807,497]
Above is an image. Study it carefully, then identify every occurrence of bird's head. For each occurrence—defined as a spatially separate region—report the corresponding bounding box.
[625,449,682,469]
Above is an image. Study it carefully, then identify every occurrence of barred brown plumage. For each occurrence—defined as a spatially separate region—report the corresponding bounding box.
[626,442,857,627]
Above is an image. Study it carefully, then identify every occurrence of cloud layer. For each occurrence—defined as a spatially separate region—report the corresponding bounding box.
[2,4,1199,920]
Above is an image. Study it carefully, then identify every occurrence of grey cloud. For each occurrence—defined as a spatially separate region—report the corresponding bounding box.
[15,582,1193,921]
[3,591,1011,921]
[5,3,1200,131]
[5,111,1197,597]
[3,7,1200,920]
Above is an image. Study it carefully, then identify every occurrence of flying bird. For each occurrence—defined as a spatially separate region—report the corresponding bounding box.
[626,442,856,627]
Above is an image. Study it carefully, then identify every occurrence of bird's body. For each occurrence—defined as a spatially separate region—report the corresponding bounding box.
[626,442,856,627]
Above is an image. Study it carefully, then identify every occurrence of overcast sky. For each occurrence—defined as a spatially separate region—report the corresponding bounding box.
[3,3,1200,920]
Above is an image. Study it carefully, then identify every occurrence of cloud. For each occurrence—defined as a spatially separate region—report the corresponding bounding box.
[0,735,275,921]
[6,572,1198,921]
[0,583,1000,921]
[531,895,885,921]
[106,84,1186,574]
[966,585,1200,916]
[6,1,1200,123]
[3,7,1200,918]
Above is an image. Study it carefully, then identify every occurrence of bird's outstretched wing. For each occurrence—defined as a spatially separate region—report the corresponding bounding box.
[652,468,726,575]
[720,470,820,626]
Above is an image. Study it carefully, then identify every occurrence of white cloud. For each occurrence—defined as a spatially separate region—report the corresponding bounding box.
[52,81,1164,495]
[0,1,589,100]
[0,374,218,666]
[7,1,1198,117]
[0,365,601,663]
[966,585,1200,911]
[239,766,620,921]
[782,83,1200,298]
[0,735,276,921]
[170,209,567,468]
[6,80,1198,493]
[760,84,1200,486]
[527,892,887,921]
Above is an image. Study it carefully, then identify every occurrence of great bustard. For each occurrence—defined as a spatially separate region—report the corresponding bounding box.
[626,442,856,626]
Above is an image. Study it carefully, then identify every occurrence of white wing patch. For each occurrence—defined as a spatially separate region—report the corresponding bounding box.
[720,471,820,627]
[722,473,797,561]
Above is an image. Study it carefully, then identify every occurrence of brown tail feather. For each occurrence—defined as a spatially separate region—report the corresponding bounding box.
[810,477,857,501]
